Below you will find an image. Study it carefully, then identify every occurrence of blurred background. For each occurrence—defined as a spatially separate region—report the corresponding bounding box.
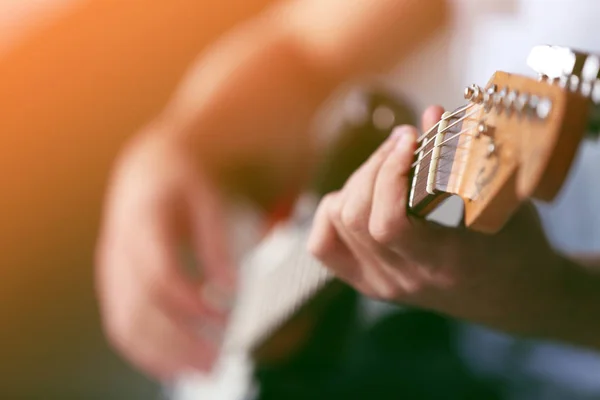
[0,1,276,397]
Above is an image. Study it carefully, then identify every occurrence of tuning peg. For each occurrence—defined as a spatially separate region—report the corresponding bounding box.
[528,45,573,78]
[536,98,553,119]
[493,93,503,112]
[558,76,570,89]
[592,80,600,104]
[527,45,589,80]
[486,142,496,158]
[515,93,529,113]
[528,95,540,110]
[497,87,509,111]
[529,45,600,96]
[476,121,487,138]
[504,90,518,112]
[464,85,474,100]
[464,84,484,103]
[568,75,581,92]
[582,54,600,82]
[522,95,552,119]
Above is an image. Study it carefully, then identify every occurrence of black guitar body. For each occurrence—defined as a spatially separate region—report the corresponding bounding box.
[256,299,502,400]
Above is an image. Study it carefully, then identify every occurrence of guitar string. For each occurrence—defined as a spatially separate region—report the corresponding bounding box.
[411,126,476,169]
[412,156,475,189]
[413,106,480,155]
[412,142,475,170]
[417,136,475,166]
[411,159,473,184]
[411,150,474,177]
[416,102,475,143]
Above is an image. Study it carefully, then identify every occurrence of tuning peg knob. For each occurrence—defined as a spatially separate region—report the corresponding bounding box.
[504,90,518,112]
[536,98,553,119]
[528,95,540,110]
[515,93,529,113]
[476,121,487,137]
[527,45,593,80]
[464,84,484,103]
[486,142,496,158]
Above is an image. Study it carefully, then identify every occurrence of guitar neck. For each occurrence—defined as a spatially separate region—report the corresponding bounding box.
[224,213,334,354]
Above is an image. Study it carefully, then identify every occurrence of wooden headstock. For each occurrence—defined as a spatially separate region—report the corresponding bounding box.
[409,70,593,234]
[462,71,590,232]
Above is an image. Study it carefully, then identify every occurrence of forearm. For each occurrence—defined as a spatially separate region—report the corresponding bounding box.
[490,253,600,350]
[160,0,448,205]
[160,19,336,205]
[282,0,449,81]
[166,0,449,135]
[547,254,600,349]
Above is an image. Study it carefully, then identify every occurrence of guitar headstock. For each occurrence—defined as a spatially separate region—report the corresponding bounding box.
[410,50,595,234]
[457,71,591,232]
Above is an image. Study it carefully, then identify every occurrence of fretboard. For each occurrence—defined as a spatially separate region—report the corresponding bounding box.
[223,202,334,355]
[409,107,468,215]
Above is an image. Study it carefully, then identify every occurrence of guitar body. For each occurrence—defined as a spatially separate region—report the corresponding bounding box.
[256,310,502,400]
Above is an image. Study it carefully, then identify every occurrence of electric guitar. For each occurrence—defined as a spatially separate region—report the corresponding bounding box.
[171,44,600,400]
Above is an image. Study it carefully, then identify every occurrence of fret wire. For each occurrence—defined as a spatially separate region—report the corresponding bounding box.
[416,103,474,143]
[254,269,332,350]
[412,152,473,178]
[413,152,475,175]
[250,228,329,349]
[411,157,473,181]
[412,171,474,189]
[413,118,469,159]
[281,244,305,317]
[411,127,476,168]
[414,107,479,155]
[417,127,475,161]
[413,141,474,166]
[255,240,299,343]
[288,233,308,315]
